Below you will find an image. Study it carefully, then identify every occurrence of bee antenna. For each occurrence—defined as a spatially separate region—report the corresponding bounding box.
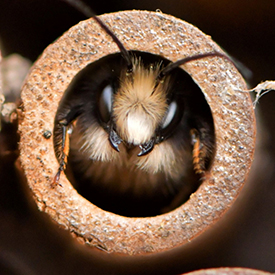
[92,16,133,73]
[61,0,133,73]
[157,51,234,80]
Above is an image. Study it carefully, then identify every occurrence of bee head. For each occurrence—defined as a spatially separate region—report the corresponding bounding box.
[113,59,168,145]
[97,53,186,156]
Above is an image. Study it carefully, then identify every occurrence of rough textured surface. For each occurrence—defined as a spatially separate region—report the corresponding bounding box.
[184,268,272,275]
[19,10,255,255]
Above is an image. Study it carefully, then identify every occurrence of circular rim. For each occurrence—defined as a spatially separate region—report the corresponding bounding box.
[19,10,256,255]
[184,268,272,275]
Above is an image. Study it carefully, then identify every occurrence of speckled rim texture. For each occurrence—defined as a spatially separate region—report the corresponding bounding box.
[19,10,256,255]
[184,268,272,275]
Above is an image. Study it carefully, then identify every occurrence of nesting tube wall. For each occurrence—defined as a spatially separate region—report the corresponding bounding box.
[19,11,255,256]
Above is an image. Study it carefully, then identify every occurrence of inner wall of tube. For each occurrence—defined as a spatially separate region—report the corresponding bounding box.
[54,51,216,218]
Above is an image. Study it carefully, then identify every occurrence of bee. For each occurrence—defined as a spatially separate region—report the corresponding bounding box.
[53,14,230,217]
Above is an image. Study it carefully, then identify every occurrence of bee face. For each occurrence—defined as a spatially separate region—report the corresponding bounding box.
[113,59,168,146]
[53,50,216,216]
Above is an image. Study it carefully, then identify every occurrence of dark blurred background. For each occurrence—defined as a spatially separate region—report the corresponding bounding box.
[0,0,275,274]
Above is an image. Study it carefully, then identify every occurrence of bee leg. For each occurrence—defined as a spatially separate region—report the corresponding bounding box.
[190,128,205,175]
[52,120,73,187]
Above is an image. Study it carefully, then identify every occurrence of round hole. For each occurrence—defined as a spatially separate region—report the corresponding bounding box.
[53,51,215,217]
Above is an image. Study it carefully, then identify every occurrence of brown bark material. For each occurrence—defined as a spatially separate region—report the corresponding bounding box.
[184,268,272,275]
[19,11,256,255]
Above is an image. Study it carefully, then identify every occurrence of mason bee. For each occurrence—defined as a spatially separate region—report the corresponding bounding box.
[53,13,231,217]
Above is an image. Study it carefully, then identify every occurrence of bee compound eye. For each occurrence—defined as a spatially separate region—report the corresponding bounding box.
[160,100,183,139]
[98,84,114,123]
[162,101,179,128]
